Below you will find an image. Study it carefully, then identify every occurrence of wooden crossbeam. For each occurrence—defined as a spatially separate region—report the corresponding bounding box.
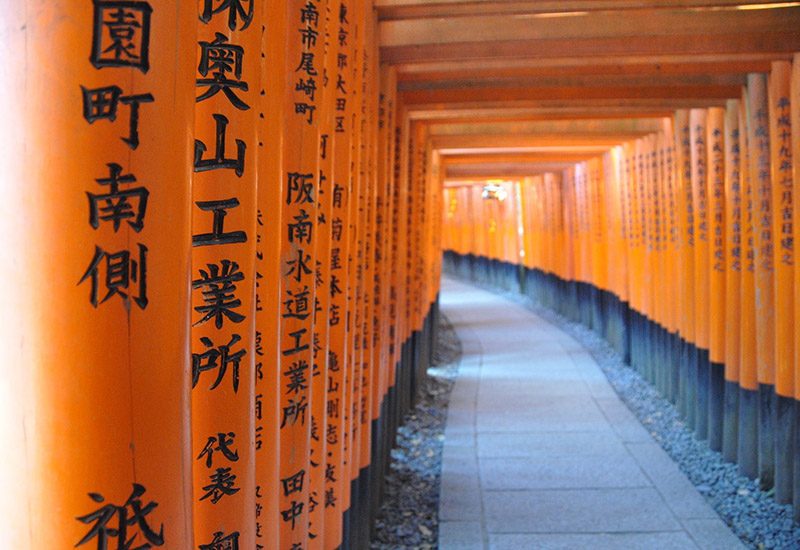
[445,162,584,178]
[382,32,800,64]
[376,0,782,21]
[401,84,741,105]
[394,53,787,80]
[427,118,666,136]
[379,8,800,47]
[431,134,642,149]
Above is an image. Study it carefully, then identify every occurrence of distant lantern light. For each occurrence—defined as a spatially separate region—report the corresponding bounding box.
[481,182,508,201]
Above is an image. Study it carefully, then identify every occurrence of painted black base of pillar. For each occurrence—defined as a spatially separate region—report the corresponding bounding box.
[723,380,739,463]
[695,348,710,441]
[774,393,795,505]
[759,384,775,491]
[686,344,698,431]
[738,386,759,479]
[793,400,800,521]
[708,360,725,451]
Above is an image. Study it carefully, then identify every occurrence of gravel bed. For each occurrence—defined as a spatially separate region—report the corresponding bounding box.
[494,285,800,550]
[369,313,462,550]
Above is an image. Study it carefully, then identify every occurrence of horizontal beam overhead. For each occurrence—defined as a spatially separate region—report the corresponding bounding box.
[389,3,792,181]
[445,162,583,178]
[427,117,666,136]
[376,0,781,20]
[401,84,742,105]
[431,134,641,149]
[379,7,800,46]
[441,152,603,164]
[381,32,800,64]
[399,73,748,93]
[394,53,787,78]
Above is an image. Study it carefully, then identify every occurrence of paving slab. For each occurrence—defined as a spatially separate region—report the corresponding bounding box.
[479,454,650,490]
[483,488,683,533]
[488,532,699,550]
[476,431,629,459]
[438,278,742,550]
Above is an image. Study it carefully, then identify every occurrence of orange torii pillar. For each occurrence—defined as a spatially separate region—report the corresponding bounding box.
[278,0,326,547]
[707,107,727,453]
[675,109,698,427]
[345,3,369,541]
[690,108,711,441]
[6,2,196,547]
[739,85,760,480]
[792,53,800,520]
[255,0,289,547]
[724,99,743,465]
[747,73,776,491]
[662,121,683,405]
[305,0,344,544]
[768,61,795,505]
[190,0,259,547]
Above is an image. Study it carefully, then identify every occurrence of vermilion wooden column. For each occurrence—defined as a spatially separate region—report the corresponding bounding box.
[19,2,196,548]
[279,0,324,546]
[191,0,259,545]
[308,1,338,546]
[739,86,760,479]
[707,106,727,452]
[256,0,288,547]
[326,2,356,544]
[664,121,682,400]
[747,73,776,490]
[345,5,366,535]
[768,61,795,504]
[792,53,800,520]
[690,108,710,440]
[675,109,697,425]
[724,99,743,464]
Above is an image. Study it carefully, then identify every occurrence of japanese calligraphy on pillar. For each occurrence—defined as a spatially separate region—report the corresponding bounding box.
[773,91,793,267]
[729,118,743,273]
[768,62,793,398]
[79,1,154,313]
[747,74,774,386]
[72,1,200,547]
[325,2,352,535]
[192,0,258,548]
[75,3,159,547]
[710,119,726,274]
[280,1,323,546]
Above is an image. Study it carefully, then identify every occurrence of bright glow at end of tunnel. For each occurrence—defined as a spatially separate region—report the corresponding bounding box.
[514,11,589,19]
[482,182,509,201]
[735,2,800,9]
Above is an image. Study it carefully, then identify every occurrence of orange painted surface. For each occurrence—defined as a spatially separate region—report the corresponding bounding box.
[675,109,696,345]
[307,1,335,541]
[255,0,287,547]
[793,54,800,400]
[724,100,743,383]
[278,0,326,546]
[22,2,196,548]
[740,87,759,392]
[747,74,775,387]
[690,108,710,351]
[191,0,260,544]
[768,61,794,398]
[707,107,726,365]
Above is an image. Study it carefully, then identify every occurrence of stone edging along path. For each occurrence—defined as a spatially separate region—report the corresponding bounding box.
[370,312,462,549]
[489,281,800,550]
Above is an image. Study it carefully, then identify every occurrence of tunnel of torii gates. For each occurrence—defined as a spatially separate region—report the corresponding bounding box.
[2,1,800,549]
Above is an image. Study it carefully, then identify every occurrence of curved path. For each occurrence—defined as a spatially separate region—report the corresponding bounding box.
[438,277,744,550]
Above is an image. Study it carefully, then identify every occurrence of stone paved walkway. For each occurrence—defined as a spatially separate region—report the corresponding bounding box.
[438,277,744,550]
